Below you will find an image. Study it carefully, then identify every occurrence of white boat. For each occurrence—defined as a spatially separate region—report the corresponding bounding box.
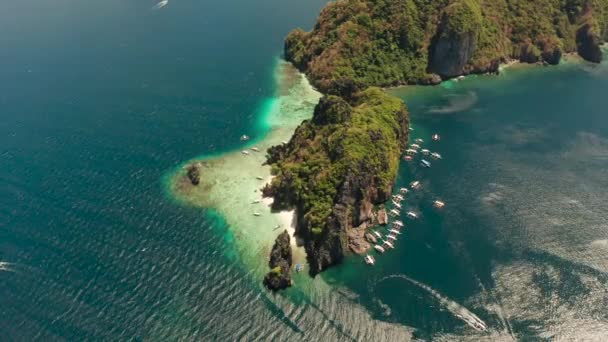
[387,234,397,241]
[252,200,261,204]
[399,188,409,194]
[421,159,431,168]
[455,75,465,81]
[241,150,250,155]
[389,229,401,235]
[406,211,418,219]
[415,138,424,144]
[374,245,385,253]
[373,231,382,239]
[390,209,400,216]
[240,135,250,141]
[432,134,441,141]
[410,143,421,150]
[433,200,445,209]
[384,240,395,249]
[253,212,261,216]
[393,194,404,201]
[281,140,288,145]
[364,255,375,265]
[393,220,404,227]
[405,149,418,155]
[256,176,264,180]
[421,149,431,155]
[251,147,260,152]
[403,155,413,161]
[410,181,421,189]
[431,152,442,159]
[392,201,402,209]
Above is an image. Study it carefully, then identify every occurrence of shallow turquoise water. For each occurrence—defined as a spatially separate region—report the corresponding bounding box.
[2,0,608,339]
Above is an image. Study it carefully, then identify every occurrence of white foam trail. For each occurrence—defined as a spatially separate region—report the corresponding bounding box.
[0,261,14,272]
[152,0,169,10]
[377,274,488,332]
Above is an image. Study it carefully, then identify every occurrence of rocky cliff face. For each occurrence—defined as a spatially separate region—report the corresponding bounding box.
[577,23,604,63]
[263,231,293,291]
[265,88,409,275]
[429,0,481,78]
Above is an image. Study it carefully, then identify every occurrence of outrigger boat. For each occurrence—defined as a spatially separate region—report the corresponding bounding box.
[253,212,261,216]
[421,159,431,168]
[431,152,442,160]
[410,181,421,190]
[256,176,264,180]
[384,240,395,249]
[389,209,400,216]
[406,211,418,219]
[392,201,402,209]
[241,150,250,155]
[433,200,445,209]
[240,134,250,141]
[393,220,404,227]
[393,194,404,201]
[364,255,376,265]
[410,143,421,150]
[415,138,424,144]
[403,155,413,161]
[405,149,418,155]
[374,245,386,253]
[373,231,382,239]
[251,147,260,152]
[421,149,431,155]
[387,234,397,241]
[432,134,441,141]
[389,229,401,235]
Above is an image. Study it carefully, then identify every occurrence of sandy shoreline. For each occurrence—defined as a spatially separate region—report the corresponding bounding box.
[165,60,320,276]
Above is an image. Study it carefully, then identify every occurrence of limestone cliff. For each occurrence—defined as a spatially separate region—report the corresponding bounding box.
[264,88,409,275]
[263,231,293,290]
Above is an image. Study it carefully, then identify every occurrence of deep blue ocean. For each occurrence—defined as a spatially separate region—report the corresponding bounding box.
[2,0,608,340]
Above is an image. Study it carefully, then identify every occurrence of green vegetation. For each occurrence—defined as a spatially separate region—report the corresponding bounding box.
[266,88,408,238]
[285,0,608,91]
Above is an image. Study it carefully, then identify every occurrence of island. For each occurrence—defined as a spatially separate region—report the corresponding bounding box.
[264,0,607,279]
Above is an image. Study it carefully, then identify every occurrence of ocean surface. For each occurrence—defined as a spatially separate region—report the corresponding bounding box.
[1,0,608,340]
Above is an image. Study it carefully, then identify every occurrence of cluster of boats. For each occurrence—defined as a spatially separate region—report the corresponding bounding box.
[364,133,445,266]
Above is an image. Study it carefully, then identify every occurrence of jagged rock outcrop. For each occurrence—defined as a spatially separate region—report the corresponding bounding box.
[577,23,604,63]
[265,88,409,275]
[429,0,482,78]
[263,231,293,291]
[186,164,201,185]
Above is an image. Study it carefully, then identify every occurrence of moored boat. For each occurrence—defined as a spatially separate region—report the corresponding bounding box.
[241,150,250,155]
[365,233,378,243]
[421,159,431,168]
[405,149,418,155]
[406,211,418,219]
[393,220,404,227]
[392,201,402,209]
[432,134,441,141]
[373,231,382,239]
[410,143,421,150]
[251,147,260,152]
[253,212,261,216]
[364,255,376,265]
[374,245,386,253]
[387,234,397,241]
[399,188,409,194]
[410,181,421,189]
[421,149,430,155]
[390,209,400,216]
[240,134,250,141]
[403,155,413,161]
[389,229,401,235]
[433,200,445,209]
[431,152,442,159]
[415,138,424,144]
[384,240,395,249]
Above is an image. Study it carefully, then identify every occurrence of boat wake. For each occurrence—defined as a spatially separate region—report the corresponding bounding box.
[0,261,15,272]
[152,0,169,10]
[376,274,488,332]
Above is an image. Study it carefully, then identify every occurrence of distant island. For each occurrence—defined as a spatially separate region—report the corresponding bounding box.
[262,0,606,287]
